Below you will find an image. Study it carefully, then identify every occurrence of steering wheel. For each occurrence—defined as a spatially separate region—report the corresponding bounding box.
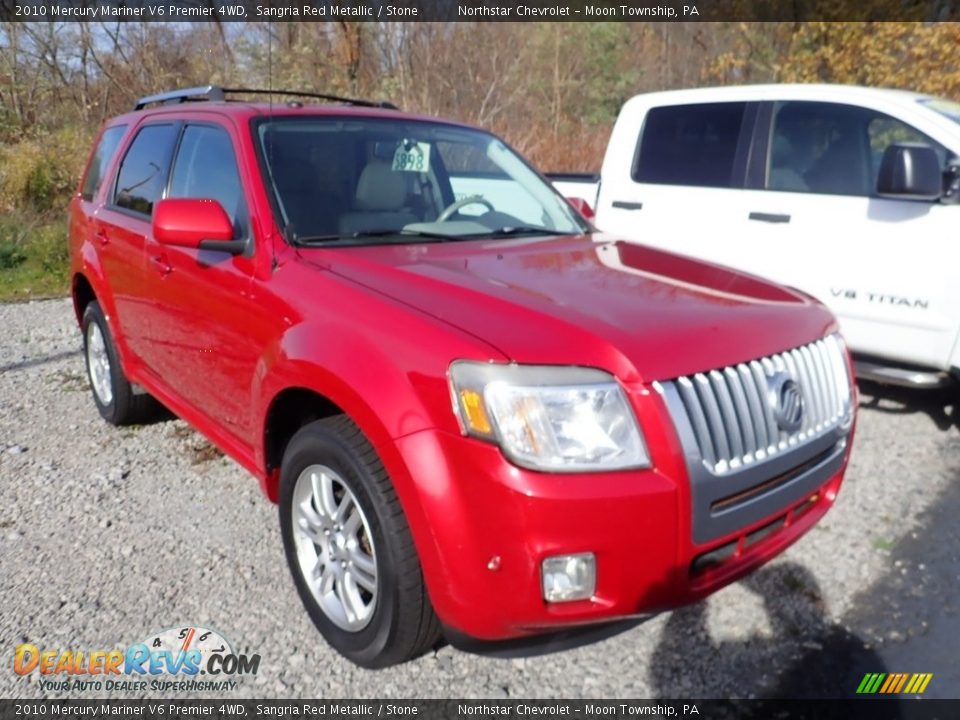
[437,195,495,222]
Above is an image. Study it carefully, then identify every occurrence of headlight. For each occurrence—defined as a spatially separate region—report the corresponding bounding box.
[448,361,649,472]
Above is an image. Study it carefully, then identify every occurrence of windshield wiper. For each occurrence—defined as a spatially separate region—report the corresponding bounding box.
[296,229,461,246]
[296,226,578,247]
[479,226,578,237]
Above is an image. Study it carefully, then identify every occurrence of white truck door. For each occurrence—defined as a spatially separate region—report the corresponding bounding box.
[595,100,760,269]
[736,100,960,372]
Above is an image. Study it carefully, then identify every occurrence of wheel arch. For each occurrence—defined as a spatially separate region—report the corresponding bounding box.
[261,386,347,501]
[72,273,97,327]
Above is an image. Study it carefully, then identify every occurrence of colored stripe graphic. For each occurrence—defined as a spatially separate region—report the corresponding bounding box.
[857,672,933,694]
[893,674,909,693]
[856,673,886,694]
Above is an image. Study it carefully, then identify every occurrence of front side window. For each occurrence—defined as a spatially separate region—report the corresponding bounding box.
[81,125,127,202]
[633,102,747,188]
[255,117,587,244]
[766,101,948,197]
[169,125,247,237]
[113,124,179,216]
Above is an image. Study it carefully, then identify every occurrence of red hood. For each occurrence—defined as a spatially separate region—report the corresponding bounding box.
[298,234,837,383]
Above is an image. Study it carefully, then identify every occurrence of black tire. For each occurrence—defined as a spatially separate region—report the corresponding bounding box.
[81,301,156,426]
[279,415,440,668]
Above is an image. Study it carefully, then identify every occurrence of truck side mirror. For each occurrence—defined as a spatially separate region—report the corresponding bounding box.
[876,143,942,201]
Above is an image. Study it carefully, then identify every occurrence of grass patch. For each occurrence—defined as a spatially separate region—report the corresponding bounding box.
[0,216,70,301]
[170,423,224,465]
[872,537,896,552]
[55,369,88,392]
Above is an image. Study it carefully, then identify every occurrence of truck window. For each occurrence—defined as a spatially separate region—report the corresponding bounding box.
[112,124,179,217]
[766,101,947,197]
[81,125,127,202]
[169,124,248,237]
[867,117,949,183]
[633,102,747,188]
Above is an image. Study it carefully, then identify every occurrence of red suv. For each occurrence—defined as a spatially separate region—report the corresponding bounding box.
[69,86,856,668]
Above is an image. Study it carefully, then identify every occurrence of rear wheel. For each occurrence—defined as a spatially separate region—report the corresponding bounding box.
[279,416,440,668]
[82,301,156,425]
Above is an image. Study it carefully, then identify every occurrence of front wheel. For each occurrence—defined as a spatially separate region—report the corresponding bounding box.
[279,416,440,668]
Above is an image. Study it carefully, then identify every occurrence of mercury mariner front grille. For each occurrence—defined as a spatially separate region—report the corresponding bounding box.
[665,335,852,475]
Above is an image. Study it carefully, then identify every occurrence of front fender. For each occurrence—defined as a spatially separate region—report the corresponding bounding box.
[251,308,506,493]
[252,313,506,623]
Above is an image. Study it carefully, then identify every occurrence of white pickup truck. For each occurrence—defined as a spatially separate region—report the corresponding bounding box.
[552,84,960,388]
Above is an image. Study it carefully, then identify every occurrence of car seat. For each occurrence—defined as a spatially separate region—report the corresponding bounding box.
[338,161,418,235]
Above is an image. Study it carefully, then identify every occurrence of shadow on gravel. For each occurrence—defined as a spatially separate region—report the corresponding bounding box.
[0,348,81,374]
[650,443,960,704]
[857,380,959,433]
[650,563,898,710]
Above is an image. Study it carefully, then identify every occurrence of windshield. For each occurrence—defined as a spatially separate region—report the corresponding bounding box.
[918,97,960,126]
[254,117,588,245]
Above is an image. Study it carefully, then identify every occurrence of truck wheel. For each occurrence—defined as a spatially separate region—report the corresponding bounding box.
[82,301,156,426]
[279,416,440,668]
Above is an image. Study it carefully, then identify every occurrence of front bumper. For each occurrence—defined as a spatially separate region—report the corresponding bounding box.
[382,413,851,641]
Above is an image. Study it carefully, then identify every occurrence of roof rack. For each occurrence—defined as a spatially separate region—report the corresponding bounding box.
[134,86,399,111]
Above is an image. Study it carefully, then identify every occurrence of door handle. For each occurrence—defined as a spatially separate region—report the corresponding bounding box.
[748,212,791,224]
[151,255,172,276]
[611,200,643,211]
[95,229,109,246]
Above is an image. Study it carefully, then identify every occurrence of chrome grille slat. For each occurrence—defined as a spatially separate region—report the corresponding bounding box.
[725,366,756,460]
[737,363,769,457]
[785,349,815,434]
[750,360,780,449]
[799,345,826,431]
[818,344,836,420]
[694,373,731,469]
[664,336,852,475]
[677,376,717,468]
[819,340,839,417]
[710,370,745,465]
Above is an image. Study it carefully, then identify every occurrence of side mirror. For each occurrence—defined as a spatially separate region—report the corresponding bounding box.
[152,198,246,254]
[876,143,942,201]
[566,196,595,221]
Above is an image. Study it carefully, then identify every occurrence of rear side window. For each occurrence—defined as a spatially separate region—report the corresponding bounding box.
[169,125,247,236]
[81,125,126,202]
[633,102,747,188]
[113,124,179,216]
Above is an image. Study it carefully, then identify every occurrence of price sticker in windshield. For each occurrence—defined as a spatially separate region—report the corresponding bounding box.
[392,141,431,173]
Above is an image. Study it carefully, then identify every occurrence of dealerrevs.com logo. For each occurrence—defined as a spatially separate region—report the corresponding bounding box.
[13,625,260,693]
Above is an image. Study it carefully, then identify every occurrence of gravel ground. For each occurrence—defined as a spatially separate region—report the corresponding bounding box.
[1,298,957,699]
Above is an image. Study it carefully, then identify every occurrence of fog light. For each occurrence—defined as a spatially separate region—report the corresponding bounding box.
[541,553,596,602]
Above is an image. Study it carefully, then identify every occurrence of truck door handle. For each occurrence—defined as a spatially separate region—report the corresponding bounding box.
[151,255,172,276]
[748,212,791,224]
[96,230,109,246]
[612,201,643,211]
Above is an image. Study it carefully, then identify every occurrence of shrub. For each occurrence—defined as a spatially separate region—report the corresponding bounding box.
[0,242,27,270]
[0,125,92,214]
